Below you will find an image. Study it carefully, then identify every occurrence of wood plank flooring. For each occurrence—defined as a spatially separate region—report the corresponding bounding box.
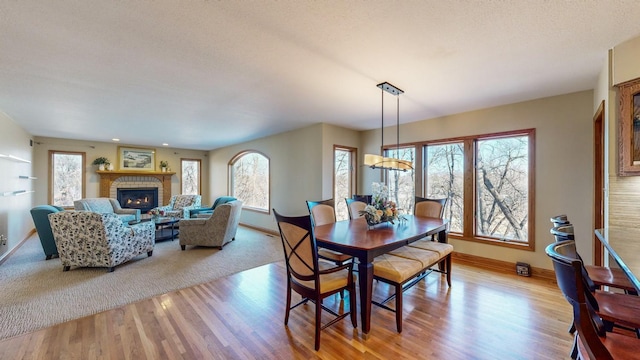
[0,260,575,359]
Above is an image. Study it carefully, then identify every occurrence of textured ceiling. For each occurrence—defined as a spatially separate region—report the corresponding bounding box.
[1,1,640,150]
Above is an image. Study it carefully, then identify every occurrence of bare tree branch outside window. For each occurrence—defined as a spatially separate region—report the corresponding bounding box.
[386,147,415,215]
[334,149,352,221]
[426,143,464,232]
[52,152,83,207]
[231,152,269,211]
[181,159,200,195]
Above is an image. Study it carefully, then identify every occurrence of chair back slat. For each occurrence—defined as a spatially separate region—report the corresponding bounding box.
[345,199,366,220]
[274,210,319,285]
[306,199,336,226]
[414,196,446,218]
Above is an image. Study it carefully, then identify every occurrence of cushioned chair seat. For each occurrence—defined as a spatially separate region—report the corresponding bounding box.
[373,254,423,283]
[179,200,242,250]
[407,240,454,257]
[73,198,139,223]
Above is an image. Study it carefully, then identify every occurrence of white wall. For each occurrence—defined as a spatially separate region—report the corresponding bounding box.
[0,111,35,259]
[362,91,594,270]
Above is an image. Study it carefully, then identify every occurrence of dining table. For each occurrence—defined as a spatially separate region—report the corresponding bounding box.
[594,228,640,292]
[313,215,449,333]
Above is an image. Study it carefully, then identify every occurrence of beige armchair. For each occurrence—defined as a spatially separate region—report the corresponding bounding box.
[178,200,242,250]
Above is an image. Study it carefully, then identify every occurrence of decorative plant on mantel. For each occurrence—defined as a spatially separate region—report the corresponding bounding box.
[160,160,169,172]
[92,157,111,171]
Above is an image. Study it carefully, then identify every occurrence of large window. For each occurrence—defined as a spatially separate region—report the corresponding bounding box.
[385,146,415,215]
[388,129,534,249]
[230,151,270,212]
[334,146,356,221]
[424,142,464,233]
[181,158,201,195]
[49,150,85,208]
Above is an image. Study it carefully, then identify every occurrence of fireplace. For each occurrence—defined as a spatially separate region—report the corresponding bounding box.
[117,188,159,214]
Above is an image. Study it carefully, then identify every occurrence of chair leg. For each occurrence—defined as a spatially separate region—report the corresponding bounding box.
[570,333,578,359]
[147,250,153,257]
[284,283,292,325]
[63,266,70,272]
[349,286,357,328]
[446,254,452,287]
[107,267,115,272]
[396,283,403,333]
[315,298,322,350]
[181,245,186,251]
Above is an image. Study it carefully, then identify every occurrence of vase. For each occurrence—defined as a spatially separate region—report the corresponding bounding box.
[107,164,114,171]
[98,164,105,171]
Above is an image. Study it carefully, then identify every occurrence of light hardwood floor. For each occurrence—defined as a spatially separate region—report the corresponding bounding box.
[0,260,574,359]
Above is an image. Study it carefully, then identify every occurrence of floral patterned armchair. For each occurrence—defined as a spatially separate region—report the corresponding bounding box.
[48,211,155,272]
[152,194,202,219]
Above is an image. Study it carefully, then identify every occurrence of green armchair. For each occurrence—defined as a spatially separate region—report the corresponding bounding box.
[189,196,237,218]
[30,205,64,260]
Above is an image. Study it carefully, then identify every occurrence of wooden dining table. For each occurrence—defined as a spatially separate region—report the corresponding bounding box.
[594,228,640,292]
[313,215,449,333]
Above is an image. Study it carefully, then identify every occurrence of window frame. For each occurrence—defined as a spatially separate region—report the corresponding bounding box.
[48,150,86,209]
[384,128,536,251]
[180,158,201,195]
[333,145,357,221]
[228,150,271,214]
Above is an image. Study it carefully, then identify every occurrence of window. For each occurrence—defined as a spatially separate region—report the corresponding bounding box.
[230,151,270,212]
[181,158,201,195]
[387,129,535,249]
[475,135,530,242]
[424,142,464,233]
[49,150,85,208]
[334,146,356,221]
[385,147,415,215]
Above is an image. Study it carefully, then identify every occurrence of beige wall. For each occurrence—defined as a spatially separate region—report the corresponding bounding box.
[0,111,35,259]
[208,124,326,232]
[608,35,640,231]
[31,137,210,207]
[361,91,594,270]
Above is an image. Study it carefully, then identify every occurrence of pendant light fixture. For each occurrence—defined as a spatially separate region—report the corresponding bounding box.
[364,81,413,172]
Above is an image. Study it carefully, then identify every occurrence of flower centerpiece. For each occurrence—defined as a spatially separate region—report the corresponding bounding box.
[148,208,165,220]
[359,182,399,227]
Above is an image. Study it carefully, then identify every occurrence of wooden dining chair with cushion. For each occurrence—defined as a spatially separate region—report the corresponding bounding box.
[273,209,357,350]
[306,199,353,266]
[345,198,366,220]
[546,240,640,359]
[550,223,637,295]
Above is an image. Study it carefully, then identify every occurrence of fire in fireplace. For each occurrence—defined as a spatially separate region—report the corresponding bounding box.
[117,188,159,214]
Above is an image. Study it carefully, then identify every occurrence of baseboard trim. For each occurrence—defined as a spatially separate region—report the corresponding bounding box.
[239,222,278,237]
[0,228,36,266]
[452,252,556,282]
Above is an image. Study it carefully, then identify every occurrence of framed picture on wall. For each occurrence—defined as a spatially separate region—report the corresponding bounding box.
[618,77,640,176]
[118,146,156,171]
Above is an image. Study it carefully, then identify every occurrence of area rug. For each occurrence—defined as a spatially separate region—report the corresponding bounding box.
[0,226,283,340]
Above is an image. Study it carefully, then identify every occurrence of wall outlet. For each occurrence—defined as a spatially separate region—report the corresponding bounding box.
[0,235,7,246]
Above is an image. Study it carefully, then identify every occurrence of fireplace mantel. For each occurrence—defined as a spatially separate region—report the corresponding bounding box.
[96,170,175,206]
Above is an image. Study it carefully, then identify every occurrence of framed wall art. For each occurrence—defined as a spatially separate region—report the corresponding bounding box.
[618,77,640,176]
[118,146,156,172]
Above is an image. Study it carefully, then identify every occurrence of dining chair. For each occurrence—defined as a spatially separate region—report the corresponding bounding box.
[306,199,354,266]
[550,223,637,295]
[352,194,372,204]
[273,209,357,350]
[546,240,640,359]
[345,198,366,220]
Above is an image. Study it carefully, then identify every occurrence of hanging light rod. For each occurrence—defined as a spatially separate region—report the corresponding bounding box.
[377,82,404,96]
[364,82,413,172]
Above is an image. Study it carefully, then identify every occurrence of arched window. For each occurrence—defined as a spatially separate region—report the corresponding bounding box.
[229,151,270,212]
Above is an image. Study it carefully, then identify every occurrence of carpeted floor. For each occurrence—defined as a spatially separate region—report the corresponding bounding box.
[0,226,283,340]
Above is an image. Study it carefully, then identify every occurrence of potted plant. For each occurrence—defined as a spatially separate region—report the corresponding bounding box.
[92,157,110,171]
[160,160,169,172]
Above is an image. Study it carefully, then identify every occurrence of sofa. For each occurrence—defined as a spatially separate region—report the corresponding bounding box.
[30,205,64,260]
[48,211,155,272]
[74,198,140,222]
[179,200,242,250]
[152,194,201,219]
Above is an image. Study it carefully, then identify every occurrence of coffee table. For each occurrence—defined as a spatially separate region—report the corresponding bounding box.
[129,217,180,241]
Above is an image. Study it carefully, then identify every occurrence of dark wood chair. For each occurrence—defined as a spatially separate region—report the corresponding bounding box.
[550,224,637,295]
[306,199,354,266]
[345,198,366,220]
[273,210,357,350]
[352,194,372,204]
[546,240,640,359]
